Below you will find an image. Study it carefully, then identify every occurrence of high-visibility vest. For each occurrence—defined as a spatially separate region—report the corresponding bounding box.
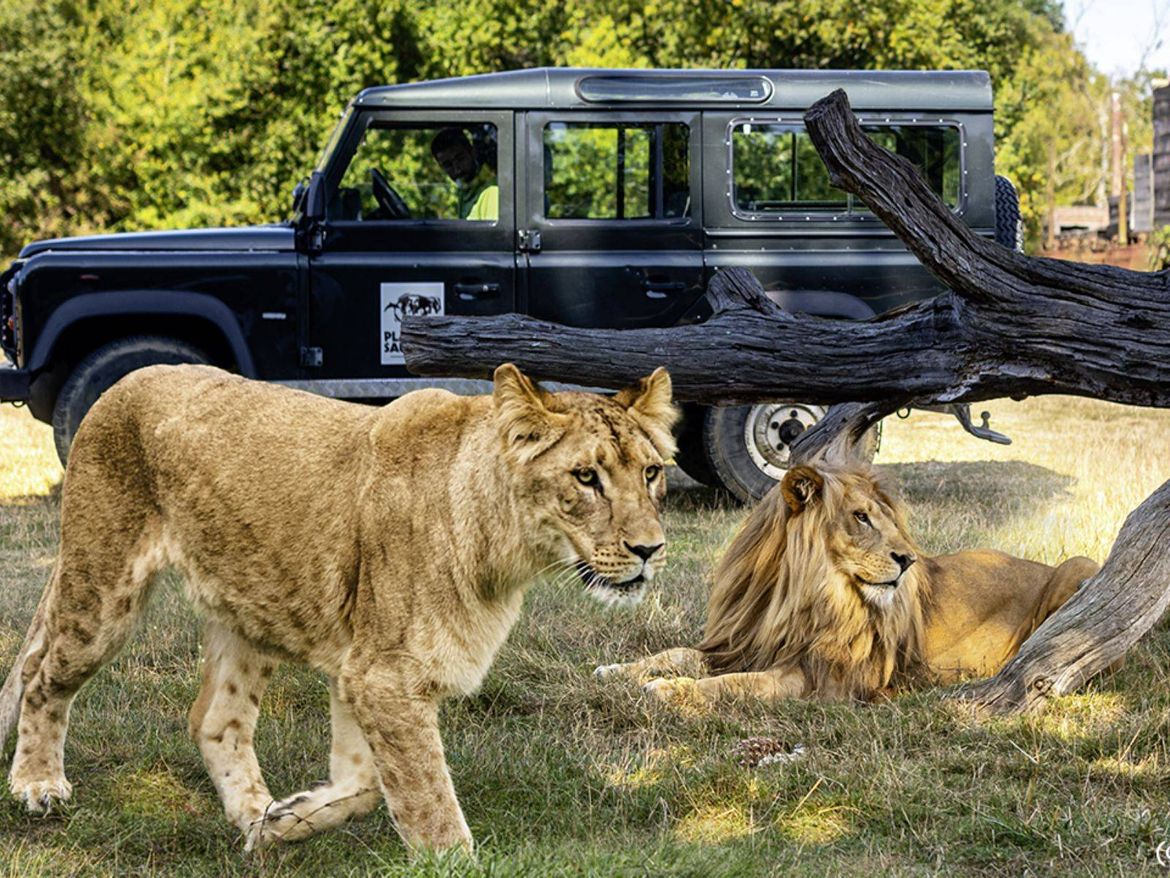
[467,185,499,221]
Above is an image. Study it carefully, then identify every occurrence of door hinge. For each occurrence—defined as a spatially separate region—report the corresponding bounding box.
[300,346,324,368]
[517,229,542,253]
[308,222,326,253]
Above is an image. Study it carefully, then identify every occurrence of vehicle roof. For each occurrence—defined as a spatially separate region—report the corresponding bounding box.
[354,67,993,113]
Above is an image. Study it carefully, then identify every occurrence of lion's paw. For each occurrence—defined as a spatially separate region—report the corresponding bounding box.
[593,663,630,680]
[643,676,710,707]
[11,776,73,813]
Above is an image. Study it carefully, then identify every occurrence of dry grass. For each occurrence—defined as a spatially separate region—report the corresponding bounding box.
[2,397,1170,876]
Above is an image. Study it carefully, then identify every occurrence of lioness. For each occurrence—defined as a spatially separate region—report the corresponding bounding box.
[597,460,1098,703]
[0,363,677,852]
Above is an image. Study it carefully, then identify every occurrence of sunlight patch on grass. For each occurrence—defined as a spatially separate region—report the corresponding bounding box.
[0,406,61,501]
[604,745,696,790]
[605,761,665,791]
[1089,754,1162,778]
[878,397,1170,563]
[1024,691,1128,741]
[0,840,108,877]
[674,803,754,843]
[111,768,201,819]
[775,800,855,845]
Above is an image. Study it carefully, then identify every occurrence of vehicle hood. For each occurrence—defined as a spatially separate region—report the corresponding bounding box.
[18,225,295,258]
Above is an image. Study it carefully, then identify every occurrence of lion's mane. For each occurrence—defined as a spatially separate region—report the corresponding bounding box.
[697,463,930,698]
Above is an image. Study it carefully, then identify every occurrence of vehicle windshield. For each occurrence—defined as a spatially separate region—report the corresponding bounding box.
[315,106,354,174]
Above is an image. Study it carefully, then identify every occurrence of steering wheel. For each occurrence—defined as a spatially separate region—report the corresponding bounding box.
[369,168,411,219]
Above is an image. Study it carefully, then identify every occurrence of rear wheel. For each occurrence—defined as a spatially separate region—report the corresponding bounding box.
[703,403,879,504]
[52,336,210,466]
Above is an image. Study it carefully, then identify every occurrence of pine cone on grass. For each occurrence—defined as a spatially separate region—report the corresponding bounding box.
[732,737,807,769]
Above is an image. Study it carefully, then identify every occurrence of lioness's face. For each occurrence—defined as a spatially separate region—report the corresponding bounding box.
[493,364,678,607]
[783,464,918,607]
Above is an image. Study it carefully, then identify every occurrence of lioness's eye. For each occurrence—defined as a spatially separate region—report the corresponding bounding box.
[574,468,599,487]
[854,511,870,525]
[645,465,661,482]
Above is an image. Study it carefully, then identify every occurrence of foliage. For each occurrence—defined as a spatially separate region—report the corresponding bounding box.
[1146,225,1170,270]
[0,0,1149,257]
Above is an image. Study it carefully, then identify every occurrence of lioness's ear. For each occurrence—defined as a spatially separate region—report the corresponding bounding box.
[781,465,824,513]
[493,363,566,461]
[614,367,679,458]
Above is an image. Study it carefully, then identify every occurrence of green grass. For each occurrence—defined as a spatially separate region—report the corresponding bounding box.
[3,398,1170,876]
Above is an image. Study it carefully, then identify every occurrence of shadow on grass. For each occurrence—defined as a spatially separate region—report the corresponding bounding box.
[883,460,1072,509]
[666,460,1075,533]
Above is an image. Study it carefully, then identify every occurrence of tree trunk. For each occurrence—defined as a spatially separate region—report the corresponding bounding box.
[400,88,1170,714]
[956,479,1170,714]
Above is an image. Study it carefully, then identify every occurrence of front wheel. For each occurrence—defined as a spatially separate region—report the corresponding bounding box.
[52,336,210,466]
[704,403,879,503]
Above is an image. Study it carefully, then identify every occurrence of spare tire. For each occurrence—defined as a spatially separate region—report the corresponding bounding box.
[994,175,1023,252]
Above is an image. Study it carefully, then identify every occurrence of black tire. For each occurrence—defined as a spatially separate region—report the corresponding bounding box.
[994,175,1023,252]
[672,404,718,486]
[704,403,879,504]
[51,336,210,466]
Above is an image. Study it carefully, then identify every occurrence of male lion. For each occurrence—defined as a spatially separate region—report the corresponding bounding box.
[0,362,677,852]
[597,460,1098,703]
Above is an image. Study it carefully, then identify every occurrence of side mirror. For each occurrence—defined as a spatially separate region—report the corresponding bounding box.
[291,178,308,214]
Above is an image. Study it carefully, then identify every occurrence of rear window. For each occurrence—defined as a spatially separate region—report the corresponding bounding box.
[731,121,961,216]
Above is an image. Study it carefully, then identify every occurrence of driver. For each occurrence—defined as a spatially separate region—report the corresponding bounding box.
[430,128,498,221]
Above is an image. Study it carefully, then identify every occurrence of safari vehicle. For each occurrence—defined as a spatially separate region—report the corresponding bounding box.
[0,67,1018,502]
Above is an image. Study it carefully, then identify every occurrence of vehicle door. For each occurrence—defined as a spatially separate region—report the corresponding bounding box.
[306,110,514,387]
[518,111,703,328]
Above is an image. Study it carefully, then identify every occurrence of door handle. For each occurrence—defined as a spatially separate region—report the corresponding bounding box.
[641,279,687,299]
[453,281,501,301]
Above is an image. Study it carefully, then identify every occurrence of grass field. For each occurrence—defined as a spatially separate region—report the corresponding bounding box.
[2,397,1170,876]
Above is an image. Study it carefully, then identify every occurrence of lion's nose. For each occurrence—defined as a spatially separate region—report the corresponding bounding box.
[891,551,916,572]
[625,541,664,562]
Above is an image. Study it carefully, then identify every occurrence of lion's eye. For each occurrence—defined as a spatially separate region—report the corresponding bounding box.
[645,465,661,482]
[854,511,871,526]
[574,468,599,487]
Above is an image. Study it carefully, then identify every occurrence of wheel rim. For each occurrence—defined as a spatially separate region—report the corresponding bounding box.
[743,403,823,479]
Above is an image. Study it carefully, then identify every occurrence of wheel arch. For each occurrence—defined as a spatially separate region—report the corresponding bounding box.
[27,291,256,378]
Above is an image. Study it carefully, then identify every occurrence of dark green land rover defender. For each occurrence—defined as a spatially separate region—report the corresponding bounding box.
[0,68,1019,501]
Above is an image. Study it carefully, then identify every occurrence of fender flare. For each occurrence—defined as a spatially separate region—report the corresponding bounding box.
[27,290,257,377]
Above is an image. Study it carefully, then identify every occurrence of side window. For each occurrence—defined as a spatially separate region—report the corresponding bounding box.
[731,122,960,215]
[543,122,690,220]
[330,122,498,222]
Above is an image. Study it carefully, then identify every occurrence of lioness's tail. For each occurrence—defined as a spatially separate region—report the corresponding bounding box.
[0,575,52,753]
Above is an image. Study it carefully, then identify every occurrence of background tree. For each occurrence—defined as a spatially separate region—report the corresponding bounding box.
[0,0,1147,258]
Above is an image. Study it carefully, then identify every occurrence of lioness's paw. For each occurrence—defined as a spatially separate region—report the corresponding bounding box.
[643,676,709,707]
[244,792,329,851]
[11,777,73,813]
[244,807,303,851]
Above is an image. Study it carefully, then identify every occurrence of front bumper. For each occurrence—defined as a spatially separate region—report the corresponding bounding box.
[0,363,30,402]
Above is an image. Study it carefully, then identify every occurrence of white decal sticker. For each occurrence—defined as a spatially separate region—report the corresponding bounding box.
[380,282,445,365]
